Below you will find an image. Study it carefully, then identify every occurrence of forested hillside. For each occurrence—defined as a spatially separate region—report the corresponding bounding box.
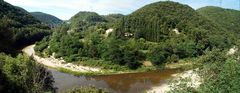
[197,6,240,34]
[31,12,63,28]
[35,1,238,71]
[116,1,230,42]
[115,1,236,64]
[0,1,54,92]
[70,11,107,23]
[69,11,107,31]
[0,1,50,53]
[103,14,124,22]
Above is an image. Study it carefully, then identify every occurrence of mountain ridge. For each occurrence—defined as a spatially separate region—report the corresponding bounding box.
[31,12,63,27]
[197,6,240,34]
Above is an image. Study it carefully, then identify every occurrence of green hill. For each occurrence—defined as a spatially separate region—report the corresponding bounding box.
[69,11,107,31]
[0,1,50,53]
[116,1,222,42]
[0,1,39,25]
[70,11,107,23]
[31,12,63,28]
[197,6,240,34]
[34,1,238,70]
[103,14,124,22]
[117,1,236,47]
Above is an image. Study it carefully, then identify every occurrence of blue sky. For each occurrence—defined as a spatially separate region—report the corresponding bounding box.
[4,0,239,20]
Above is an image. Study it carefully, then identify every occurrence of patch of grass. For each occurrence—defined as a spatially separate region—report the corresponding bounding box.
[73,59,130,71]
[56,67,133,76]
[165,58,195,70]
[67,86,108,93]
[57,67,103,76]
[56,66,158,76]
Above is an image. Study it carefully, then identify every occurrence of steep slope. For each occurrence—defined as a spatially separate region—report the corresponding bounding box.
[0,1,50,53]
[197,6,240,34]
[31,12,63,27]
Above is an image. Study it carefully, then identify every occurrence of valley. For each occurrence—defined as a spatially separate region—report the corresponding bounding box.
[1,0,240,93]
[23,44,199,93]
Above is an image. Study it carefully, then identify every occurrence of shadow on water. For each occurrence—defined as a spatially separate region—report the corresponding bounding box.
[49,69,182,93]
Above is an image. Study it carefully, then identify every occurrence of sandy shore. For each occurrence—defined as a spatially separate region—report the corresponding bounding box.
[147,70,201,93]
[22,44,100,72]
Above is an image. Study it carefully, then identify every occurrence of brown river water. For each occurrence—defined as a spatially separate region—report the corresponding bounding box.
[49,69,182,93]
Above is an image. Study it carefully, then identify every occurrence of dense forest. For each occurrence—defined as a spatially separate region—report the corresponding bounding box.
[34,1,240,92]
[31,12,63,28]
[0,53,55,92]
[0,1,54,92]
[168,5,240,93]
[0,0,50,53]
[103,14,124,23]
[69,11,108,32]
[1,0,240,93]
[35,1,239,70]
[197,6,240,34]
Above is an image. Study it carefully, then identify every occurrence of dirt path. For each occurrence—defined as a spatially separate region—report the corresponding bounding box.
[22,44,100,72]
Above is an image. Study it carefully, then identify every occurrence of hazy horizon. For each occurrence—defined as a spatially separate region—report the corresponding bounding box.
[4,0,240,20]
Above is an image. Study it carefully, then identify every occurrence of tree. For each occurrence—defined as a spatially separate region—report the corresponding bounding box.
[0,16,14,52]
[148,45,170,66]
[123,47,141,69]
[102,38,124,65]
[169,49,240,93]
[0,53,55,93]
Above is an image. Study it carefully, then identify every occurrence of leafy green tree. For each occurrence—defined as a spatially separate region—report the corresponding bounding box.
[123,47,141,69]
[0,53,55,93]
[102,38,124,65]
[0,1,51,50]
[0,16,14,53]
[148,45,170,66]
[169,49,240,93]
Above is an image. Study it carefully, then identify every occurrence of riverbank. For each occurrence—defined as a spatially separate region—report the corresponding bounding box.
[22,45,101,73]
[22,44,200,93]
[147,69,201,93]
[22,45,195,76]
[22,44,156,76]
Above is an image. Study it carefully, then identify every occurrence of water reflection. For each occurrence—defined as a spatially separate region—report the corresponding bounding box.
[49,69,181,93]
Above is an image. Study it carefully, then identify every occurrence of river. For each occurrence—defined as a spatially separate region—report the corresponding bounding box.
[22,45,184,93]
[50,68,181,93]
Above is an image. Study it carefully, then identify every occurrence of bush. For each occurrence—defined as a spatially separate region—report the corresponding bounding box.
[68,86,108,93]
[148,45,170,66]
[0,53,55,93]
[169,49,240,93]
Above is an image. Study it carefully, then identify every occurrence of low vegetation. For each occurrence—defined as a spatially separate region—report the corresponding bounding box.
[0,53,55,93]
[169,48,240,93]
[68,86,107,93]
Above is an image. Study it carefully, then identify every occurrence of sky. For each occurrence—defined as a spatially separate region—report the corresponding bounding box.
[4,0,240,20]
